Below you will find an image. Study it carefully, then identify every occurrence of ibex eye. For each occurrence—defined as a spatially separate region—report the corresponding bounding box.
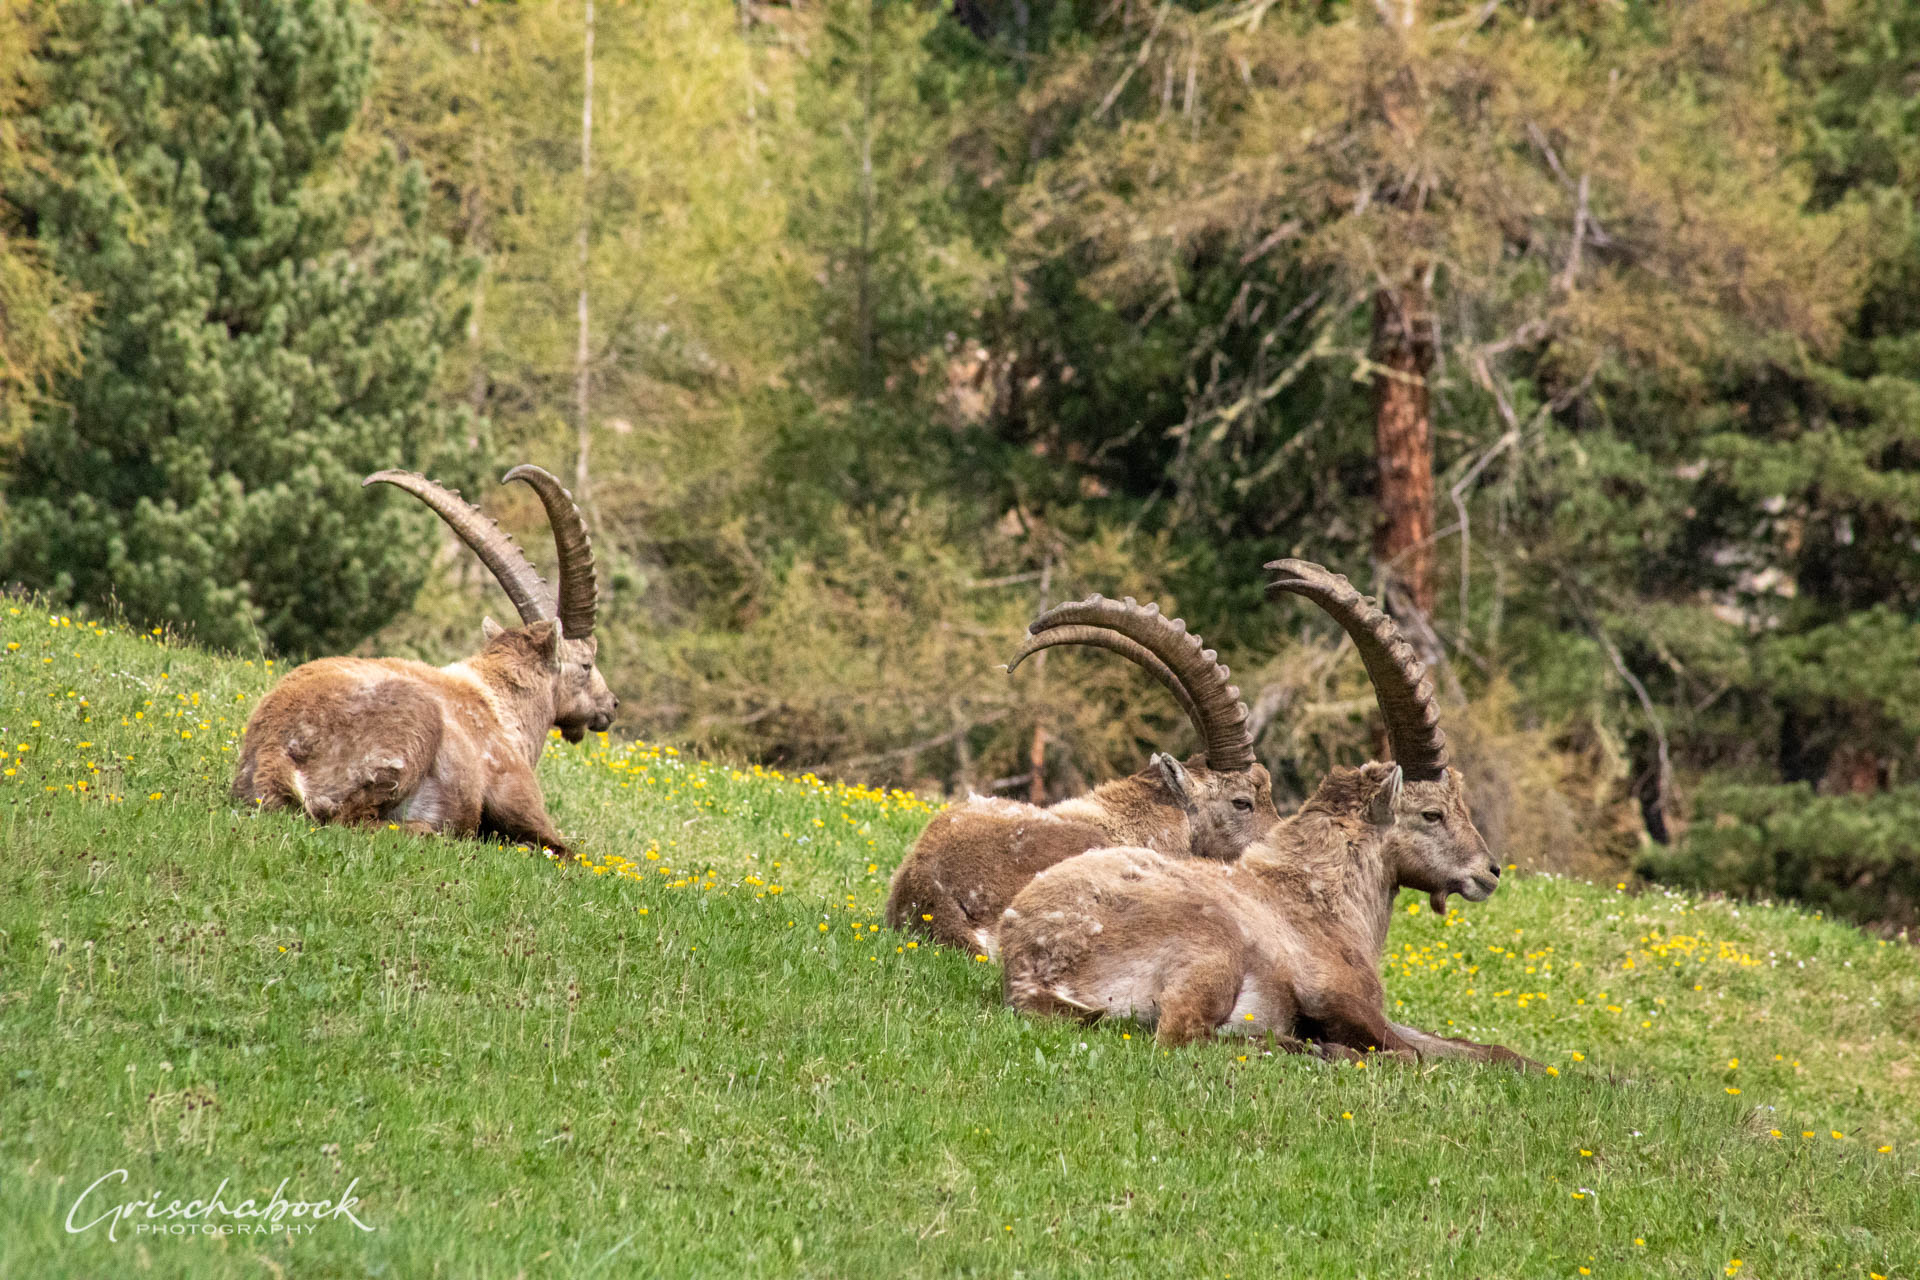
[1421,809,1444,823]
[1232,798,1253,811]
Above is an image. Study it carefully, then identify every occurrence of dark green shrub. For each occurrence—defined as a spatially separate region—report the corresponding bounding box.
[1642,781,1920,931]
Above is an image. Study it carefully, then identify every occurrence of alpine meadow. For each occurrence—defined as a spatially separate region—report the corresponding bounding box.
[3,0,1920,1276]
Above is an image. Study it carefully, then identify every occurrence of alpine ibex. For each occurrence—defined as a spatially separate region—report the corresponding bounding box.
[885,596,1279,954]
[232,466,617,854]
[1000,561,1531,1067]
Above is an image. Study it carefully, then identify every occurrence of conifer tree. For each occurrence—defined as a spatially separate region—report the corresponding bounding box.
[1007,0,1870,617]
[1,0,475,654]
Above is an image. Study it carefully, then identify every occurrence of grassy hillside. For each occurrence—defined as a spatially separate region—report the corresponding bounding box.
[2,602,1917,1278]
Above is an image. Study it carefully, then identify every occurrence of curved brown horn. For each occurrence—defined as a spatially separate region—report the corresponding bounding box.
[1020,595,1255,772]
[364,470,552,625]
[1265,559,1448,779]
[502,464,597,640]
[1006,627,1205,733]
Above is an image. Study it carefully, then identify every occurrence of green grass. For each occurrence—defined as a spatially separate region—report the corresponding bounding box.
[2,602,1917,1279]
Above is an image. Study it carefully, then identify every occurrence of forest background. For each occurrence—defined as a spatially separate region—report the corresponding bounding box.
[3,0,1919,928]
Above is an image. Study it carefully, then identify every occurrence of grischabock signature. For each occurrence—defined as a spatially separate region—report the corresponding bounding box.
[64,1169,375,1241]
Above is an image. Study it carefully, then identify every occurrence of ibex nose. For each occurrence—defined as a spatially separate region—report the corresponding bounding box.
[1487,862,1502,879]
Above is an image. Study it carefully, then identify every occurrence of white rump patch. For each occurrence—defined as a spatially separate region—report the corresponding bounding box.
[1223,974,1269,1033]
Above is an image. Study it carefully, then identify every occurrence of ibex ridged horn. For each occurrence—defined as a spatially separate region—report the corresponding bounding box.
[365,470,552,626]
[503,465,598,641]
[1009,594,1255,772]
[1007,626,1205,734]
[1265,558,1449,780]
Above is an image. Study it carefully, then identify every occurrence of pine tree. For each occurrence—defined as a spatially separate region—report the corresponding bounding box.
[1,0,475,655]
[792,0,985,399]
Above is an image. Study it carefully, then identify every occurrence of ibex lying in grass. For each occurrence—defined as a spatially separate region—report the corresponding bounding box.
[885,596,1278,954]
[232,466,616,854]
[1000,561,1531,1068]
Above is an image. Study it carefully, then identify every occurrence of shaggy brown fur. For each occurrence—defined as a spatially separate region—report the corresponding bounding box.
[884,754,1278,955]
[232,621,582,854]
[999,762,1533,1067]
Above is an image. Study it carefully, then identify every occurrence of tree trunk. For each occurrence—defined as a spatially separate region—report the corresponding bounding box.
[1823,740,1882,796]
[1028,554,1052,804]
[855,0,876,394]
[574,0,595,508]
[464,185,489,425]
[1371,282,1436,616]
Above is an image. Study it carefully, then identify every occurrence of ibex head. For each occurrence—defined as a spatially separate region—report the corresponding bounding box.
[366,464,619,743]
[1268,559,1498,914]
[1345,761,1498,915]
[1008,593,1278,854]
[1152,751,1279,861]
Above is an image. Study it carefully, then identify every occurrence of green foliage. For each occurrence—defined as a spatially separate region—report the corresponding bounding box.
[0,0,475,656]
[0,4,86,444]
[13,0,1920,914]
[989,0,1871,548]
[1646,781,1920,932]
[791,0,991,397]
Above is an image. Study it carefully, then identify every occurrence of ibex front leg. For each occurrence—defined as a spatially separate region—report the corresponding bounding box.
[1301,989,1419,1062]
[481,764,571,858]
[1389,1021,1540,1071]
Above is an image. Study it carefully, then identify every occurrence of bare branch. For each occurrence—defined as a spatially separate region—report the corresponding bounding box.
[1238,219,1304,267]
[1434,0,1501,35]
[1472,318,1550,363]
[1528,122,1614,249]
[806,708,1012,775]
[1556,172,1590,293]
[1447,426,1520,641]
[1095,0,1172,121]
[963,570,1046,590]
[1596,626,1674,841]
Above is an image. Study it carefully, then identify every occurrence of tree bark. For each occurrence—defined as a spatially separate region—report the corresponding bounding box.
[855,0,876,394]
[575,0,595,508]
[1028,554,1052,804]
[1371,282,1437,616]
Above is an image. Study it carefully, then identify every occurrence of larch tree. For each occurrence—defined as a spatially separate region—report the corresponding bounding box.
[358,0,810,651]
[1011,0,1872,622]
[0,4,85,447]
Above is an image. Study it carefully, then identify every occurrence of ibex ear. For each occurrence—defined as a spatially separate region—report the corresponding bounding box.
[1368,764,1404,826]
[1153,752,1193,804]
[524,618,561,667]
[482,616,505,642]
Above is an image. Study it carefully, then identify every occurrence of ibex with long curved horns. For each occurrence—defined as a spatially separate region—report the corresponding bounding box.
[884,596,1279,955]
[231,466,616,854]
[1000,561,1531,1067]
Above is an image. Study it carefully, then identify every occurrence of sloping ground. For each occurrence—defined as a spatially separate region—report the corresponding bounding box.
[1,604,1916,1278]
